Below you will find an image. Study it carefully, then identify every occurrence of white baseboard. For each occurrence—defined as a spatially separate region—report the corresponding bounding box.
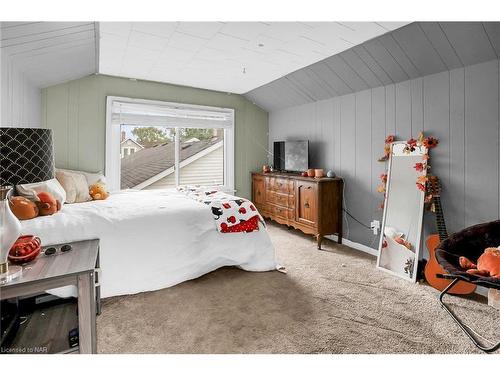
[325,235,488,297]
[326,234,378,256]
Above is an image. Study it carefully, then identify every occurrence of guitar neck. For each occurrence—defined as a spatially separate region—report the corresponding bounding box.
[433,196,448,242]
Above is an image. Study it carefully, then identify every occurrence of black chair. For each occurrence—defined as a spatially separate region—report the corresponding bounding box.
[435,220,500,353]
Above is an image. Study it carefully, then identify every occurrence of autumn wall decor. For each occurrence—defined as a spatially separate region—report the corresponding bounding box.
[377,132,439,210]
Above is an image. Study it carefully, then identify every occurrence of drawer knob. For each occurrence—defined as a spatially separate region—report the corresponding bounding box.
[304,202,310,208]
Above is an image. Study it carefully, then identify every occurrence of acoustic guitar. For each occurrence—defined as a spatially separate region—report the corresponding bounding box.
[423,176,476,295]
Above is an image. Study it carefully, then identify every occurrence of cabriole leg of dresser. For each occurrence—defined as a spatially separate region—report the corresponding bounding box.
[316,234,323,250]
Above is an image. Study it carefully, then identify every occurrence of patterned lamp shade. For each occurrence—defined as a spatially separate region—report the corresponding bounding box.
[0,127,55,186]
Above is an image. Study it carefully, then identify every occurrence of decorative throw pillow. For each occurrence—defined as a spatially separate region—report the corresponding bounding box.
[56,168,106,186]
[55,170,92,203]
[16,178,67,205]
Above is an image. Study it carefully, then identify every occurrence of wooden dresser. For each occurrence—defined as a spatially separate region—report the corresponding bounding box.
[251,172,343,249]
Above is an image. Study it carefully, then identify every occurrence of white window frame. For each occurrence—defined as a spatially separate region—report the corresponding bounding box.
[105,96,235,192]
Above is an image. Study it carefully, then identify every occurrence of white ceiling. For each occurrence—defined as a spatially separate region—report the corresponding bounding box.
[1,22,97,88]
[99,22,408,94]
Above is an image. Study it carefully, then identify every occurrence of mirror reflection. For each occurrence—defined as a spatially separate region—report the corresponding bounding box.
[377,142,427,281]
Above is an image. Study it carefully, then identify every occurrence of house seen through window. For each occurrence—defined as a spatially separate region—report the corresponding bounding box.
[120,125,224,190]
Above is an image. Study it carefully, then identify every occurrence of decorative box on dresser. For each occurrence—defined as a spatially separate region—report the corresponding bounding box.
[252,172,343,249]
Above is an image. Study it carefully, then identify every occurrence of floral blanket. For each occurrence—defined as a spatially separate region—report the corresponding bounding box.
[178,186,265,233]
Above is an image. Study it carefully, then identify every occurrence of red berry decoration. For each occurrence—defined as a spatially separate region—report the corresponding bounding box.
[250,205,256,211]
[239,207,246,214]
[222,203,231,209]
[220,223,228,231]
[227,216,236,224]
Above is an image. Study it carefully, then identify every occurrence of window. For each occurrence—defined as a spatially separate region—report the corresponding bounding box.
[106,97,234,192]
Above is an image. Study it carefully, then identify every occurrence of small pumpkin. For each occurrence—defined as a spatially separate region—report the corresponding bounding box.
[9,196,39,220]
[460,247,500,278]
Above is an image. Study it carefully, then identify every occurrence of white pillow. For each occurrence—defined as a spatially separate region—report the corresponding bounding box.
[56,168,106,186]
[55,170,92,203]
[16,178,67,204]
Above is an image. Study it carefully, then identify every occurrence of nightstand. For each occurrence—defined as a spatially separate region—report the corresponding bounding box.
[0,239,100,354]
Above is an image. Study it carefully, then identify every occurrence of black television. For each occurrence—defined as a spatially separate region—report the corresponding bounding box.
[273,140,309,172]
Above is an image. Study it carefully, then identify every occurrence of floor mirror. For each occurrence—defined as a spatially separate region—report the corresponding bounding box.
[377,141,427,282]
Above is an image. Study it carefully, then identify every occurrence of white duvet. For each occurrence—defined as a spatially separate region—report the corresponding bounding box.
[20,189,277,298]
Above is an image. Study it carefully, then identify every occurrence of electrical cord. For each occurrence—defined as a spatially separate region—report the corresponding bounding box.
[340,180,381,250]
[343,208,372,230]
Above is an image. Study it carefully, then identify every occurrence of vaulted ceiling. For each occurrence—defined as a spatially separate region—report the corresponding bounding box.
[1,22,97,88]
[244,22,500,112]
[98,22,407,94]
[2,22,500,114]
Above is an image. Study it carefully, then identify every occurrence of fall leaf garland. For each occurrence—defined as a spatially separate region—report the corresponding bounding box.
[377,132,439,209]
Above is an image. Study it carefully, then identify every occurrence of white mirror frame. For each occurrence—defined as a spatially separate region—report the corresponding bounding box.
[376,141,427,282]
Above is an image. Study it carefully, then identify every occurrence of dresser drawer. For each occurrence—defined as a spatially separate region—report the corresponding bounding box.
[268,177,292,193]
[274,192,289,207]
[274,178,288,193]
[272,205,294,220]
[266,190,295,208]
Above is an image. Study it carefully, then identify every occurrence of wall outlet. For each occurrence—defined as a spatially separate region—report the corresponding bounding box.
[370,220,380,235]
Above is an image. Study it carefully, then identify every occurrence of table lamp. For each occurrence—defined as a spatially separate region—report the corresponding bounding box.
[0,127,55,283]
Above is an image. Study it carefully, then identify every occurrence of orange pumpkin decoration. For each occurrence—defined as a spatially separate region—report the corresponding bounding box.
[9,196,39,220]
[460,247,500,278]
[477,248,500,278]
[36,191,61,216]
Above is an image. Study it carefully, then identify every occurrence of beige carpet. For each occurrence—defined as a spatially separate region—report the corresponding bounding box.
[97,222,499,354]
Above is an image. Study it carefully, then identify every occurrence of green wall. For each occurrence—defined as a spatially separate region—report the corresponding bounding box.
[41,74,269,198]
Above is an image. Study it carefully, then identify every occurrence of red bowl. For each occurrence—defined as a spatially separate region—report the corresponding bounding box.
[8,235,42,264]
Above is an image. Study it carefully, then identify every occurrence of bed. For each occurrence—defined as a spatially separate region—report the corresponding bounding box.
[19,189,278,298]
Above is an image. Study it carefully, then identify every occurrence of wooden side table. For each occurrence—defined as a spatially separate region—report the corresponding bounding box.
[0,239,100,354]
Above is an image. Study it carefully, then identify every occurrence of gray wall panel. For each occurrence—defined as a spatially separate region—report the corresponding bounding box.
[340,49,382,88]
[309,61,350,96]
[419,22,463,70]
[316,99,335,171]
[269,58,500,250]
[352,45,393,86]
[333,97,342,173]
[464,60,499,226]
[483,22,500,57]
[325,55,369,92]
[371,86,386,246]
[392,23,447,76]
[448,67,466,232]
[363,39,409,83]
[378,33,420,79]
[440,22,496,67]
[353,90,373,245]
[395,80,411,140]
[340,94,356,241]
[287,70,327,101]
[385,84,396,136]
[411,77,424,135]
[423,70,450,238]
